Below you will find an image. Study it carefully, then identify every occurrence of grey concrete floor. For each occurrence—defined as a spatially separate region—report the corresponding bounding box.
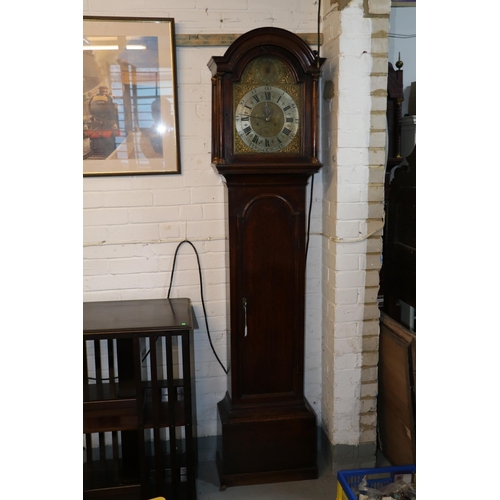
[195,451,391,499]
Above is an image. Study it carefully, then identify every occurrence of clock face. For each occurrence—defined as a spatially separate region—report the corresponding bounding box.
[235,86,299,153]
[233,56,302,155]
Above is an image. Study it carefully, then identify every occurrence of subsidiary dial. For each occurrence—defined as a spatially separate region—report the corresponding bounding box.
[234,86,299,153]
[254,57,282,84]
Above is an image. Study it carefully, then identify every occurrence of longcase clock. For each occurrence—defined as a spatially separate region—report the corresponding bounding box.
[208,27,325,488]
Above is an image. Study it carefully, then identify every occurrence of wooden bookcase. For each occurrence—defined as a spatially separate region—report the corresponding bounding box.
[83,298,196,500]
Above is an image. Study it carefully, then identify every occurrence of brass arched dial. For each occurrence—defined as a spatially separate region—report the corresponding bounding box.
[234,85,299,153]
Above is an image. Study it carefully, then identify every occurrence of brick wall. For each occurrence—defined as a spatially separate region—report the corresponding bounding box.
[83,0,323,439]
[320,0,389,460]
[83,0,389,452]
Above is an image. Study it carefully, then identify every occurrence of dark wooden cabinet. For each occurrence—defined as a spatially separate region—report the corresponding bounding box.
[208,28,324,488]
[378,57,416,465]
[380,58,416,326]
[83,298,196,500]
[382,146,416,322]
[215,173,319,488]
[378,312,416,465]
[228,176,308,405]
[386,62,404,169]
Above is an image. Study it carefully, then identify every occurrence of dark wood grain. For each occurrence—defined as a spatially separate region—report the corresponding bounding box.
[377,313,416,465]
[382,146,416,321]
[83,298,193,335]
[208,26,325,171]
[208,27,324,487]
[83,298,196,499]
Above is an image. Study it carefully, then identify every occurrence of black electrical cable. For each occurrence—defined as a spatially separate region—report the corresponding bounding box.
[305,176,314,262]
[139,239,228,374]
[388,33,416,39]
[167,240,228,374]
[317,0,321,64]
[306,0,320,260]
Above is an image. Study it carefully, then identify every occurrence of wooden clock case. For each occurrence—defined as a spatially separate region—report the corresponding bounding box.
[208,27,325,488]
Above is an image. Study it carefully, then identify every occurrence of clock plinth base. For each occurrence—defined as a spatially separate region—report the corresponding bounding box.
[215,392,318,488]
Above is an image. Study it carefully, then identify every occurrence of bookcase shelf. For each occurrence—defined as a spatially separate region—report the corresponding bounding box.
[83,298,197,500]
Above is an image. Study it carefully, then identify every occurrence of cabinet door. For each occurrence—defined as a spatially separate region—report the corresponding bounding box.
[234,190,304,403]
[378,313,416,465]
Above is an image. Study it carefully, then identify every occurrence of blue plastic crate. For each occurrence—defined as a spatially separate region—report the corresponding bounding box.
[336,464,416,500]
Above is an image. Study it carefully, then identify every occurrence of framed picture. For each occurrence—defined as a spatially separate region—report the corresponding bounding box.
[83,17,181,176]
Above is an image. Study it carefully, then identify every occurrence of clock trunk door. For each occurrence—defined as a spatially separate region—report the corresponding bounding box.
[233,187,305,404]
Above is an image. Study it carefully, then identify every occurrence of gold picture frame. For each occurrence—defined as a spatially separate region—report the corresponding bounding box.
[83,17,181,176]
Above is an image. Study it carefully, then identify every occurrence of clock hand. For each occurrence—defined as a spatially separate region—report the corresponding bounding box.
[237,114,274,122]
[251,114,271,122]
[235,113,272,120]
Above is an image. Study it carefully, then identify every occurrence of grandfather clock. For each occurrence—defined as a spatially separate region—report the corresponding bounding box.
[208,27,325,488]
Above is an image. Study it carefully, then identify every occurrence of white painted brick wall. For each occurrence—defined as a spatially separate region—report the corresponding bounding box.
[82,0,389,448]
[320,0,389,449]
[84,0,323,438]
